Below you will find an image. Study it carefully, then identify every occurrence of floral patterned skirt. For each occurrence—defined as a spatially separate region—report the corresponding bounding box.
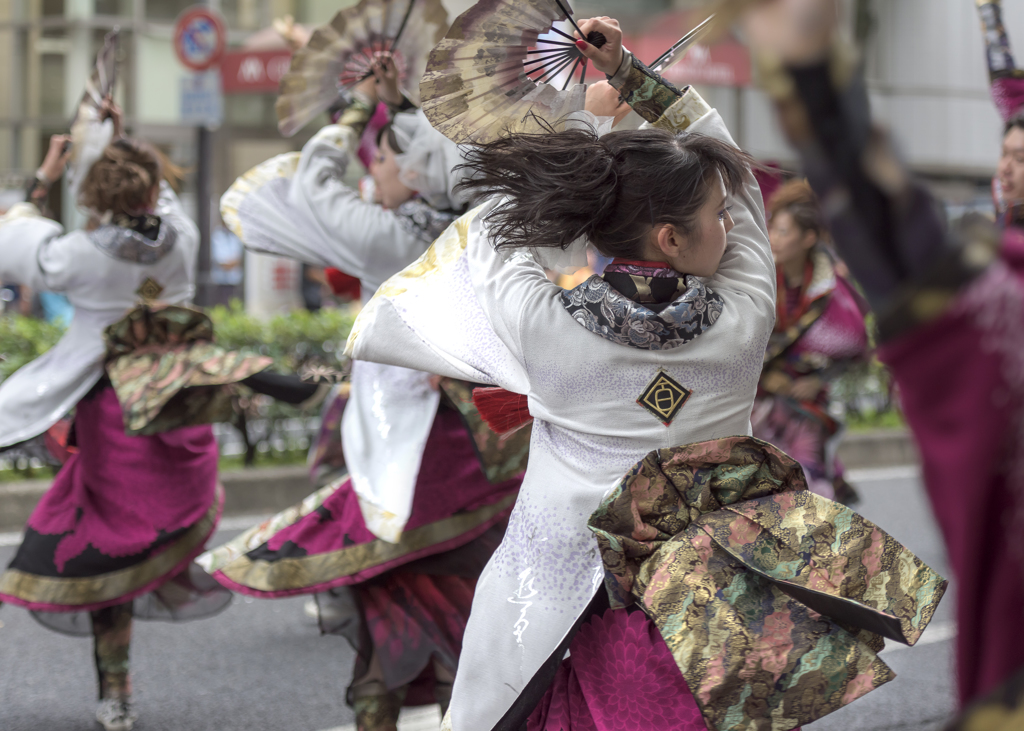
[528,608,707,731]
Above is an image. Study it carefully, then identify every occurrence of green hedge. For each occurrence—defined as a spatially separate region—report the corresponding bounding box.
[205,300,355,374]
[0,302,356,479]
[0,314,65,381]
[0,301,903,480]
[0,300,356,383]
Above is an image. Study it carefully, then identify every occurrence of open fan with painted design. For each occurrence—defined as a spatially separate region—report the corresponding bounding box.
[420,0,713,143]
[276,0,448,137]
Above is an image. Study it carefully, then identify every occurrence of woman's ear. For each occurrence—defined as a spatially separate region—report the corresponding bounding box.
[655,224,684,257]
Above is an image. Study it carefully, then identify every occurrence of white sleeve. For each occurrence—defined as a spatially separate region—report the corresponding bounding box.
[691,109,776,315]
[289,124,430,280]
[222,124,428,282]
[464,209,561,362]
[0,203,68,292]
[346,202,535,393]
[67,116,114,203]
[155,181,199,256]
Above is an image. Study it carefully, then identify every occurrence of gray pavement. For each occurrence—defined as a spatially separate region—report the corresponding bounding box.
[808,466,956,731]
[0,467,956,731]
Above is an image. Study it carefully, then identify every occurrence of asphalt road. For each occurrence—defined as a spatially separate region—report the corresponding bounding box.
[0,466,956,731]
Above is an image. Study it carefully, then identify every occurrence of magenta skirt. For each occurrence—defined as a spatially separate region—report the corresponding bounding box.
[529,608,708,731]
[210,407,520,598]
[0,386,225,620]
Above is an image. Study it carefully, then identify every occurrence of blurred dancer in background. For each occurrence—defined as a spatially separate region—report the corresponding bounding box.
[753,179,869,504]
[0,102,266,731]
[744,0,1024,714]
[978,0,1024,226]
[204,57,525,731]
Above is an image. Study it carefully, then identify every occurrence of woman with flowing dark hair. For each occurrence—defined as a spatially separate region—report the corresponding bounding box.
[347,16,946,731]
[0,102,270,731]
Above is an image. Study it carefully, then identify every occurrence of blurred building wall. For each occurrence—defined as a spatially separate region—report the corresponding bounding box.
[0,0,1013,229]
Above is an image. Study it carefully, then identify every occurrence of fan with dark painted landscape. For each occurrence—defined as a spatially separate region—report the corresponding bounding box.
[276,0,448,137]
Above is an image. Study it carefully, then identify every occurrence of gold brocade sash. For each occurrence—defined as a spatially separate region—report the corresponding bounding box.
[588,436,947,731]
[103,304,272,436]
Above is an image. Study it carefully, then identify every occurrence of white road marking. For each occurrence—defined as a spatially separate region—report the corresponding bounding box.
[0,531,23,547]
[215,513,275,532]
[319,705,442,731]
[846,465,921,483]
[880,620,956,654]
[0,467,924,548]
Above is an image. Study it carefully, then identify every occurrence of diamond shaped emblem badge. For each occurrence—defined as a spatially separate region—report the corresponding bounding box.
[637,370,692,426]
[135,277,165,302]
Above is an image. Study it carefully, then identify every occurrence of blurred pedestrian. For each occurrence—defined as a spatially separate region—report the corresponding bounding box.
[752,179,869,504]
[210,221,244,305]
[743,0,1024,711]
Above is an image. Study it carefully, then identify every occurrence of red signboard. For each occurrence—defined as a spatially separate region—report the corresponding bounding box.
[625,33,751,88]
[220,49,293,94]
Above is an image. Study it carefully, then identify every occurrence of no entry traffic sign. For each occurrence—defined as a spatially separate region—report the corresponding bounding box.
[174,6,226,71]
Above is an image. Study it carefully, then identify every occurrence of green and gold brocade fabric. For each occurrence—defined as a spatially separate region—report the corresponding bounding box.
[104,304,273,436]
[588,436,947,731]
[610,54,683,123]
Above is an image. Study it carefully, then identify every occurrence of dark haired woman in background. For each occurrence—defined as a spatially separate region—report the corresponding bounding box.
[0,103,267,731]
[752,179,868,504]
[348,17,945,731]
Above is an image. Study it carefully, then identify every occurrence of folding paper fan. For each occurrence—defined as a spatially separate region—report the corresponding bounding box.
[276,0,448,137]
[420,0,714,144]
[69,29,119,168]
[70,28,119,129]
[420,0,600,144]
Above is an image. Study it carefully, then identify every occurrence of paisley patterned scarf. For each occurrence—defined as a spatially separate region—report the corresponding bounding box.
[89,213,177,265]
[394,198,462,246]
[560,259,724,350]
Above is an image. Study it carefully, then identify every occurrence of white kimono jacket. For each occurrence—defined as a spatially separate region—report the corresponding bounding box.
[220,122,448,541]
[0,182,199,447]
[346,90,776,729]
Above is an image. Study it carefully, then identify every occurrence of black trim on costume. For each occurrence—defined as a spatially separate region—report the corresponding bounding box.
[244,539,311,563]
[9,523,189,578]
[242,370,320,404]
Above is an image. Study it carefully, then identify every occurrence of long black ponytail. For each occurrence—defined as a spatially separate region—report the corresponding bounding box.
[456,123,754,259]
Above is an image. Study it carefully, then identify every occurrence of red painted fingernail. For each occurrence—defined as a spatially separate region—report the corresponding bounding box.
[575,39,588,50]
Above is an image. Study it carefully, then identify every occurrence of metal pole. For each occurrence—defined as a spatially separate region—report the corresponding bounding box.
[196,123,213,307]
[734,85,745,150]
[195,0,217,308]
